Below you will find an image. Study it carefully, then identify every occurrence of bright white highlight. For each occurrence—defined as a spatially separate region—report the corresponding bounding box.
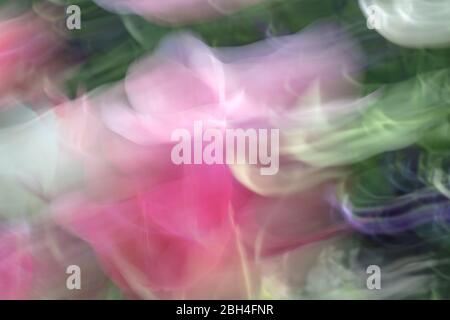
[359,0,450,48]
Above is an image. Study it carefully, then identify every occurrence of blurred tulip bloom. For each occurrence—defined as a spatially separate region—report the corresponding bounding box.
[0,12,63,102]
[51,24,360,298]
[93,0,264,24]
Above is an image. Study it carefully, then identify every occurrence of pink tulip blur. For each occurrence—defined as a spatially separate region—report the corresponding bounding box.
[0,220,110,299]
[51,24,361,298]
[0,13,63,102]
[0,227,34,299]
[93,0,264,24]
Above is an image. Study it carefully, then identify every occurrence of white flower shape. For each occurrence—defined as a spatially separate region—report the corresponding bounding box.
[359,0,450,48]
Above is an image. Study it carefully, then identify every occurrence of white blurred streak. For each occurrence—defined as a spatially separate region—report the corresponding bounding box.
[93,0,265,24]
[0,106,81,218]
[360,0,450,48]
